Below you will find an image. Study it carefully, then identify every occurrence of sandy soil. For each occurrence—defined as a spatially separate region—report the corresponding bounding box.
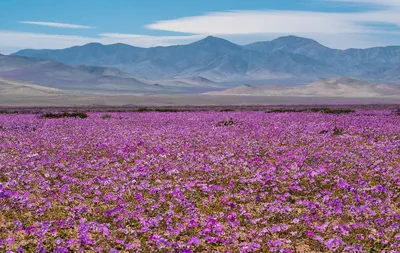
[0,94,398,107]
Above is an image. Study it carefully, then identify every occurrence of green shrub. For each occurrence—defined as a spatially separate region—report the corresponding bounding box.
[101,114,112,120]
[137,108,183,113]
[310,108,325,113]
[266,109,306,113]
[333,126,344,136]
[217,118,236,127]
[322,108,355,114]
[153,109,183,112]
[137,107,151,112]
[41,112,88,119]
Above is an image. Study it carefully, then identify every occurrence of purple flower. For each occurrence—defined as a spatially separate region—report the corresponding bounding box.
[375,218,386,226]
[188,236,201,246]
[181,249,194,253]
[36,246,45,253]
[126,243,141,250]
[306,231,315,237]
[6,236,14,246]
[325,237,345,251]
[0,111,399,251]
[54,247,69,253]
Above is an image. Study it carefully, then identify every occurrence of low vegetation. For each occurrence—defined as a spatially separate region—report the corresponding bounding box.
[266,108,306,113]
[136,107,184,113]
[1,111,398,252]
[41,112,88,119]
[216,118,236,127]
[219,108,236,112]
[266,108,355,114]
[101,114,112,120]
[314,108,355,114]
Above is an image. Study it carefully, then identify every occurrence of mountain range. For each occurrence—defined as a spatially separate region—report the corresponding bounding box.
[0,53,171,94]
[11,35,400,83]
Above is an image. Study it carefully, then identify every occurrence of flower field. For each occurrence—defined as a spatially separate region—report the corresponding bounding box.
[0,110,399,252]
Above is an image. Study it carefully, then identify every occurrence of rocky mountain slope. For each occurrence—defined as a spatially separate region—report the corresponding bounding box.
[13,36,400,83]
[0,54,169,94]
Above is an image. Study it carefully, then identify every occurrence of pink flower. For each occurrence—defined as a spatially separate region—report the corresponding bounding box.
[306,231,315,237]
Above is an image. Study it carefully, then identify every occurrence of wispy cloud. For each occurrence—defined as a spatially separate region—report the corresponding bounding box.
[143,5,400,50]
[146,11,363,35]
[2,0,400,54]
[19,21,94,29]
[328,0,400,7]
[146,9,400,35]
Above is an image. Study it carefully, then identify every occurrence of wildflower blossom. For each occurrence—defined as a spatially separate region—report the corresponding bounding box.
[0,111,398,251]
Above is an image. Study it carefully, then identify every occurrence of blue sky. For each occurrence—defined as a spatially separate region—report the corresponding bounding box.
[1,0,400,53]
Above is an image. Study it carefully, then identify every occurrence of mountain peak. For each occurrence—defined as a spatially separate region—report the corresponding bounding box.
[245,35,330,59]
[8,35,400,84]
[271,35,322,46]
[192,36,240,48]
[203,36,226,42]
[81,42,105,47]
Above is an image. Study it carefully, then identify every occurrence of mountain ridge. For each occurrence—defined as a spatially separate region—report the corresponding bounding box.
[11,35,400,83]
[0,54,169,94]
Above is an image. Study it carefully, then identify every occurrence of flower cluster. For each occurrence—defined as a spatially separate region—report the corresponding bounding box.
[0,111,399,252]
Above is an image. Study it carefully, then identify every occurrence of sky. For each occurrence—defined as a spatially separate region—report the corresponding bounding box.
[1,0,400,54]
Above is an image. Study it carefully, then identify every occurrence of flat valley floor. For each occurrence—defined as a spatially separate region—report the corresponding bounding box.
[1,94,399,107]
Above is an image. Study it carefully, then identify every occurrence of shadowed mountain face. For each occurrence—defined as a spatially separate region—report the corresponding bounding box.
[12,36,400,83]
[245,36,400,79]
[245,36,333,60]
[13,43,147,66]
